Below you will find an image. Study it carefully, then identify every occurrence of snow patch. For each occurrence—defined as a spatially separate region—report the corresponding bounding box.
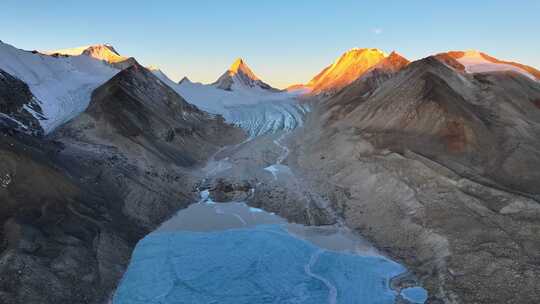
[456,50,536,80]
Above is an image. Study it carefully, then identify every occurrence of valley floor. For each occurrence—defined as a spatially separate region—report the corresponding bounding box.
[114,130,429,304]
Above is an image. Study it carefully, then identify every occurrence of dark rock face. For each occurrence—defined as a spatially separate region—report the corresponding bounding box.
[291,55,540,303]
[0,64,245,304]
[0,69,44,135]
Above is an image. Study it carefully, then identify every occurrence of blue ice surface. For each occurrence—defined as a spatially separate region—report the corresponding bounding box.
[114,225,408,304]
[401,287,428,304]
[226,100,309,137]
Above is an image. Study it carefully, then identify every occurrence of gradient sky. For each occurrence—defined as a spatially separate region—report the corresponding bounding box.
[1,0,539,88]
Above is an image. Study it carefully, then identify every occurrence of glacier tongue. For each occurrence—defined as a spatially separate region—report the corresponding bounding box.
[224,99,309,137]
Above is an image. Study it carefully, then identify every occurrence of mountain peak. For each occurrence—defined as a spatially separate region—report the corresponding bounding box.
[462,49,482,58]
[213,58,276,91]
[179,76,191,85]
[230,58,245,71]
[376,51,409,71]
[80,44,127,64]
[345,47,386,56]
[306,47,388,94]
[43,44,137,69]
[45,44,118,56]
[227,57,259,81]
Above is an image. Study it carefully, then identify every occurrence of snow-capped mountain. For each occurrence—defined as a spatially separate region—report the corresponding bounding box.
[306,48,388,94]
[212,58,279,92]
[0,41,120,132]
[43,44,138,69]
[441,50,540,81]
[324,51,409,111]
[149,62,307,136]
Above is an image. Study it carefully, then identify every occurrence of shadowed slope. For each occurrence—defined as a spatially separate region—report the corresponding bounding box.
[0,68,44,135]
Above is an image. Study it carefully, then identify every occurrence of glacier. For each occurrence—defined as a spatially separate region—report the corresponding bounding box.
[0,41,119,132]
[152,68,309,137]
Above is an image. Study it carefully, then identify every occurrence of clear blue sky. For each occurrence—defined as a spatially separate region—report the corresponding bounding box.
[1,0,539,88]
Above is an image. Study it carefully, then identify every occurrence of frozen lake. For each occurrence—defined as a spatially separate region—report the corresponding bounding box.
[113,192,428,304]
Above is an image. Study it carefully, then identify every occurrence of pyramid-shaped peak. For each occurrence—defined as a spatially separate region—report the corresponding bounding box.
[212,58,276,91]
[230,58,245,71]
[228,58,259,80]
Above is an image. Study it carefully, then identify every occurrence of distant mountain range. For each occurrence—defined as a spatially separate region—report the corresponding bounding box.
[2,40,538,135]
[1,40,540,304]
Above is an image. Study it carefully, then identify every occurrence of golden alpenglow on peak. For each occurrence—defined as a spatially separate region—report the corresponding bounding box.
[228,58,260,80]
[307,48,387,93]
[83,44,128,64]
[44,44,129,64]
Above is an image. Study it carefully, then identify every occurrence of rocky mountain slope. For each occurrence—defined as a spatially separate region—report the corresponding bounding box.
[290,51,540,303]
[0,61,244,304]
